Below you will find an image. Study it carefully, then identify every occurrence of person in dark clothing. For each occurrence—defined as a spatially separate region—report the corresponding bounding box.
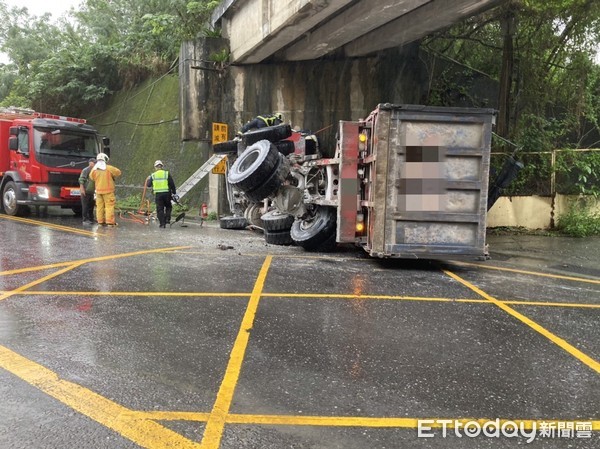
[239,113,283,134]
[78,158,96,224]
[146,160,176,228]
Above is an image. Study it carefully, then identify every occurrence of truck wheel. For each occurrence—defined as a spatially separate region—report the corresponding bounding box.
[213,139,239,154]
[228,140,280,192]
[273,140,295,156]
[242,154,288,202]
[2,181,24,216]
[244,203,264,228]
[291,206,337,251]
[219,215,248,230]
[261,209,295,231]
[242,124,292,146]
[264,229,294,245]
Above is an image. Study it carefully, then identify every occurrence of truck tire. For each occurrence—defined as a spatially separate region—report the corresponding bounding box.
[242,154,288,202]
[291,206,337,251]
[213,139,239,154]
[242,124,292,146]
[264,229,294,245]
[2,181,25,216]
[261,209,295,232]
[228,140,280,192]
[244,203,264,228]
[219,215,248,230]
[273,140,295,156]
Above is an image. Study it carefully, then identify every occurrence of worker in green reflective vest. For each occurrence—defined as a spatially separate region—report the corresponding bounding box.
[147,160,177,228]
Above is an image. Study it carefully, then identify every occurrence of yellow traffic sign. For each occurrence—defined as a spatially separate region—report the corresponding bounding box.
[212,157,227,175]
[212,123,228,144]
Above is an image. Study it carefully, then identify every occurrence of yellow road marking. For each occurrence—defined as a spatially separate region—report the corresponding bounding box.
[126,412,600,430]
[444,269,600,374]
[0,246,191,276]
[225,414,600,430]
[502,299,600,309]
[10,291,248,297]
[176,250,371,261]
[0,214,102,237]
[1,262,76,276]
[4,290,599,309]
[201,256,272,449]
[145,249,600,286]
[128,411,210,422]
[0,263,84,302]
[0,345,201,448]
[453,261,600,285]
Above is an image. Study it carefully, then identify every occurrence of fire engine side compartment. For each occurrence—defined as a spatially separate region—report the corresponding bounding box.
[0,120,12,174]
[365,104,495,259]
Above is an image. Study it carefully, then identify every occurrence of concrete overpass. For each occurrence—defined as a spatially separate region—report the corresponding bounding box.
[211,0,504,64]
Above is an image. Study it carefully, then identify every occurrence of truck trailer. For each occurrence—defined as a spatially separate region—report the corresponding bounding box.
[217,103,496,260]
[0,107,109,216]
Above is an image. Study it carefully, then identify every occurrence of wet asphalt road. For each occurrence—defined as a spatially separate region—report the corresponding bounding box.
[0,210,598,449]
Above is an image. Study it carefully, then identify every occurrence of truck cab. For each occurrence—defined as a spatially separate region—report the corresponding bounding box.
[0,109,108,216]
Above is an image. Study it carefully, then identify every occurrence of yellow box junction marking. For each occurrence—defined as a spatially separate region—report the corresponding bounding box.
[443,269,600,375]
[0,246,190,277]
[200,256,272,449]
[0,345,201,448]
[2,289,599,311]
[0,263,85,302]
[0,251,598,447]
[453,260,600,285]
[0,214,102,237]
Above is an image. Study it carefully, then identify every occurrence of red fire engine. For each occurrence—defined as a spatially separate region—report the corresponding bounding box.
[0,107,109,216]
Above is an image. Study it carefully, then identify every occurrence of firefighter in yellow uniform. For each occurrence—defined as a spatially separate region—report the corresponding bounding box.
[90,153,122,226]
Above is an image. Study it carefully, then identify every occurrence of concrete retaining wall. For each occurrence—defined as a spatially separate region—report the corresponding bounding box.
[487,195,600,229]
[180,37,428,152]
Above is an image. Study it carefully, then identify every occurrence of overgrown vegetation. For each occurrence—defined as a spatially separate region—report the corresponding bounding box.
[116,193,190,215]
[424,0,600,149]
[423,0,600,201]
[0,0,219,116]
[556,201,600,236]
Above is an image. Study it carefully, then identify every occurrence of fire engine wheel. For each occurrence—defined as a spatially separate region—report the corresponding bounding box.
[264,229,294,246]
[213,139,239,154]
[219,215,248,230]
[261,209,295,231]
[2,181,24,216]
[291,206,337,251]
[242,124,292,146]
[228,140,280,193]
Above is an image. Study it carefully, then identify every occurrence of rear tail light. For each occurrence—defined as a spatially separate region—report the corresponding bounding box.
[356,213,365,233]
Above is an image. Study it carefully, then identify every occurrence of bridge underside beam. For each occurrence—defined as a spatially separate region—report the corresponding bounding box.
[212,0,504,64]
[342,0,505,58]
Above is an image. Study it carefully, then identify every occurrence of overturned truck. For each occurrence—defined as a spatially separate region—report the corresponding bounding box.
[216,104,496,259]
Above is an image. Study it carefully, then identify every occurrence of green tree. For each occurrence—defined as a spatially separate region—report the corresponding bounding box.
[423,0,600,151]
[0,0,219,114]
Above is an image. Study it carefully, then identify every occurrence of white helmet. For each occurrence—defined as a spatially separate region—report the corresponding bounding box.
[154,160,164,167]
[96,152,109,162]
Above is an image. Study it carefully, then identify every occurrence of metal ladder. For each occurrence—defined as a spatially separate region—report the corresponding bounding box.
[177,153,227,200]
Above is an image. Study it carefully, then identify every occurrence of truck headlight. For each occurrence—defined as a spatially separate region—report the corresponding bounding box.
[36,186,50,199]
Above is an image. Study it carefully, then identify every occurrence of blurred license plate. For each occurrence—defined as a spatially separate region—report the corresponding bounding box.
[70,189,81,196]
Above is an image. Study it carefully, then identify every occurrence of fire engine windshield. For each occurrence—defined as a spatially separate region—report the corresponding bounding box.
[34,127,98,159]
